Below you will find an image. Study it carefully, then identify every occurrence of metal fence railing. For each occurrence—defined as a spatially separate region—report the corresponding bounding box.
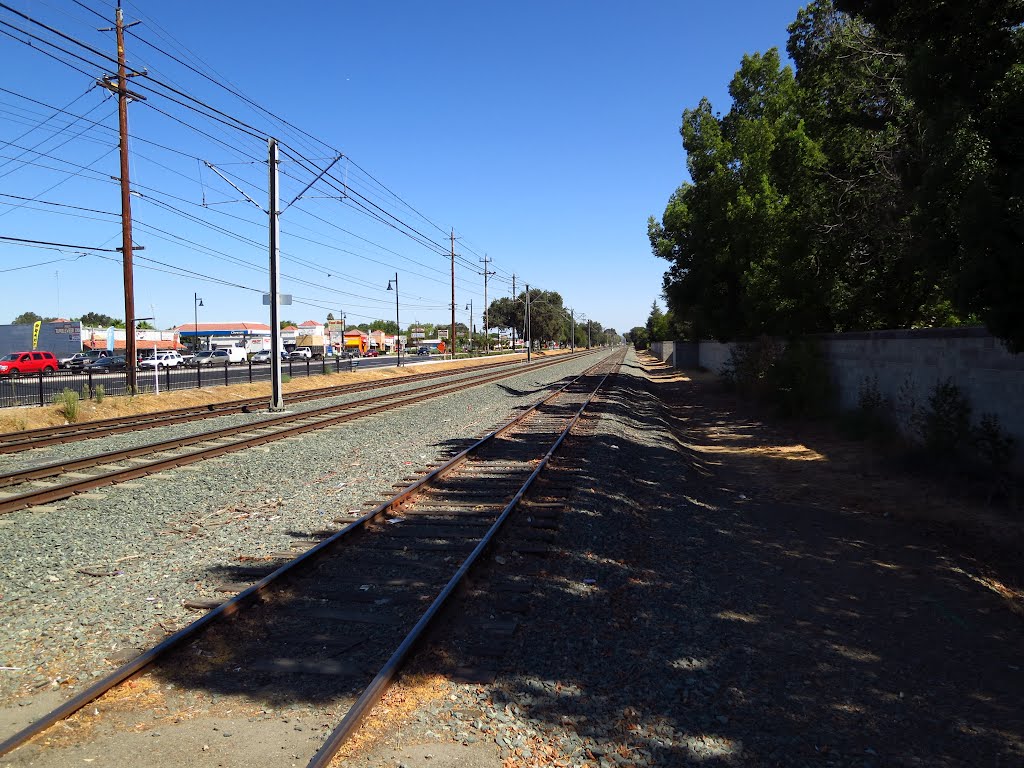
[0,356,368,410]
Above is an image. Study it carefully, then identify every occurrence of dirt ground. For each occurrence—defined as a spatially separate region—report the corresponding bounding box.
[636,355,1024,609]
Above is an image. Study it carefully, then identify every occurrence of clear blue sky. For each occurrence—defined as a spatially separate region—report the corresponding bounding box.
[1,0,808,336]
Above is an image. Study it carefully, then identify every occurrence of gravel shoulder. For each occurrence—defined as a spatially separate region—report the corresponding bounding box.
[345,347,1023,767]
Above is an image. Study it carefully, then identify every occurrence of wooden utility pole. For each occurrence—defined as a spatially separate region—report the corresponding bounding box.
[450,229,456,360]
[101,3,144,391]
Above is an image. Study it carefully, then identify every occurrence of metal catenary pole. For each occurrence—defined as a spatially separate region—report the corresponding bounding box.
[268,138,284,411]
[480,254,493,352]
[450,229,456,360]
[525,283,531,363]
[511,273,516,352]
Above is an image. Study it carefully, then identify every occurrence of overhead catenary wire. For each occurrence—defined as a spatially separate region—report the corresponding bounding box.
[0,3,528,325]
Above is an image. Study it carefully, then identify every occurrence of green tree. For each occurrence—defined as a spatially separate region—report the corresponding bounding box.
[626,326,650,350]
[77,312,122,327]
[280,320,296,329]
[369,319,398,334]
[11,311,43,325]
[836,0,1024,349]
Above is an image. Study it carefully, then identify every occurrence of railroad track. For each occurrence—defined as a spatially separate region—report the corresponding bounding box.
[0,351,596,515]
[0,355,546,454]
[0,348,624,767]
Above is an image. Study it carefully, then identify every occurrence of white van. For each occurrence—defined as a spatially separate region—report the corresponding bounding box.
[210,343,247,364]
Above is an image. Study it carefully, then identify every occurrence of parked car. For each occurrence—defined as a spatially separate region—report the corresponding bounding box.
[365,349,379,357]
[64,350,112,370]
[84,355,127,373]
[179,351,196,366]
[210,346,247,364]
[138,351,183,369]
[416,346,431,356]
[289,347,313,360]
[250,350,273,364]
[0,351,59,376]
[191,350,218,367]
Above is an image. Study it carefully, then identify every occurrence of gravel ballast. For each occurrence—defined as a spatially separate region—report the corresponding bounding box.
[0,354,601,719]
[2,347,1021,768]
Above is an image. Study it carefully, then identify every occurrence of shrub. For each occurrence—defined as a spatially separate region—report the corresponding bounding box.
[770,338,834,419]
[719,337,781,399]
[840,376,893,440]
[972,413,1016,473]
[54,388,80,422]
[920,378,972,455]
[720,337,833,418]
[281,374,291,384]
[93,384,105,404]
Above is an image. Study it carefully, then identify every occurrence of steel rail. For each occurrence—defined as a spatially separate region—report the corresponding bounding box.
[309,349,623,767]
[0,355,548,453]
[0,353,594,513]
[0,349,622,760]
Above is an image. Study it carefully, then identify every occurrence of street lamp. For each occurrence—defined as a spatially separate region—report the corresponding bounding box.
[386,273,400,367]
[193,293,204,352]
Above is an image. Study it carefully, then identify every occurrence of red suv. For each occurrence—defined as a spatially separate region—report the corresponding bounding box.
[0,351,59,376]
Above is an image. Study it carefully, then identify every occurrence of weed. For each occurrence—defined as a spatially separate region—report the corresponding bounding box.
[281,374,292,384]
[93,384,105,404]
[54,388,80,423]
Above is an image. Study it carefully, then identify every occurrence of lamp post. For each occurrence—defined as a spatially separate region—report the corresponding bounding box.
[386,273,400,367]
[465,300,473,355]
[193,293,203,351]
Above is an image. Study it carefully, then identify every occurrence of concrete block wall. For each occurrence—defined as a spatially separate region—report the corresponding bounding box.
[819,328,1024,448]
[684,328,1024,461]
[649,341,699,369]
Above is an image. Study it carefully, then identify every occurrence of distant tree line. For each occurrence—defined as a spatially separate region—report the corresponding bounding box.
[648,0,1024,351]
[10,311,153,329]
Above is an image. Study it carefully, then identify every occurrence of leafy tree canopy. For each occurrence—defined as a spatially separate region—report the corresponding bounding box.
[649,1,1016,345]
[11,311,44,325]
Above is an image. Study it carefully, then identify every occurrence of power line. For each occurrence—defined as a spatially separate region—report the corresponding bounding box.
[0,234,117,250]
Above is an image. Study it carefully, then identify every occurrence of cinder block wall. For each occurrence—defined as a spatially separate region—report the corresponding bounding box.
[819,328,1024,446]
[692,328,1024,461]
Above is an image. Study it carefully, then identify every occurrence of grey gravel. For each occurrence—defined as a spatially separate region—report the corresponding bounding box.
[0,354,600,710]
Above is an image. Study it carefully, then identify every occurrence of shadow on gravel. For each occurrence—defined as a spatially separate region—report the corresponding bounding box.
[424,365,1024,766]
[132,361,1022,766]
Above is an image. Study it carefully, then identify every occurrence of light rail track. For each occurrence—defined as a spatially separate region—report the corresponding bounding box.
[0,355,546,454]
[0,349,624,766]
[0,352,597,514]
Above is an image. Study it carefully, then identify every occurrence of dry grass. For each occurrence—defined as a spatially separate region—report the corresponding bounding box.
[31,675,168,749]
[0,354,533,435]
[327,672,452,765]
